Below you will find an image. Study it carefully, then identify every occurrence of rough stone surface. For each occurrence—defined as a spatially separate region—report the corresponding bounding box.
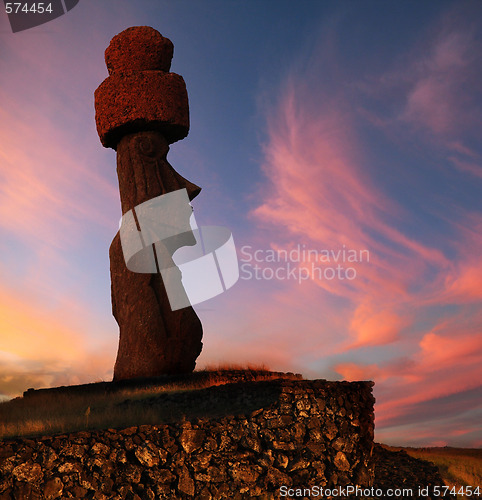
[43,477,63,499]
[94,26,203,380]
[0,379,378,499]
[110,131,203,380]
[373,444,457,499]
[105,26,174,74]
[95,26,188,149]
[95,71,189,149]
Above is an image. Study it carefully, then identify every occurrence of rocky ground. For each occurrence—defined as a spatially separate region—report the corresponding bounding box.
[373,444,457,499]
[0,373,469,499]
[0,377,375,499]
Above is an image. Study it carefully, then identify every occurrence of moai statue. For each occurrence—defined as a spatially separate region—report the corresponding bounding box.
[94,26,203,381]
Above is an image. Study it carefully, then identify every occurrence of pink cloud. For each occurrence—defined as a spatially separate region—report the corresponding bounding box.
[403,78,452,134]
[247,10,482,446]
[335,363,384,382]
[376,421,482,449]
[417,327,482,374]
[0,14,123,256]
[251,80,455,350]
[347,301,409,349]
[356,9,481,149]
[0,104,118,250]
[400,27,480,136]
[443,262,482,302]
[337,314,482,438]
[431,32,473,71]
[448,141,480,159]
[448,156,482,180]
[436,212,482,303]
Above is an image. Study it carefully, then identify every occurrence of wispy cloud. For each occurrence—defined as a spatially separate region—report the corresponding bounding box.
[252,75,455,350]
[339,310,482,446]
[247,4,482,445]
[401,29,480,137]
[0,104,118,250]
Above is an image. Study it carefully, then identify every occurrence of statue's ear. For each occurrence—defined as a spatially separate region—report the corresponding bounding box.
[135,131,170,159]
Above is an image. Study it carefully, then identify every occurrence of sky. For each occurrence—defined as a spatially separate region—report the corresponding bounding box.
[0,0,481,448]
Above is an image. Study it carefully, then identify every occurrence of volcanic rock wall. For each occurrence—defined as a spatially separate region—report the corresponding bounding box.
[0,379,375,499]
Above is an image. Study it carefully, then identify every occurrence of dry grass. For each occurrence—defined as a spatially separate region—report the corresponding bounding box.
[202,362,271,372]
[395,447,482,497]
[0,365,298,440]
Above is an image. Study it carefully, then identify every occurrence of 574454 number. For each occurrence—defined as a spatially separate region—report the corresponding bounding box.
[432,485,480,497]
[5,3,53,14]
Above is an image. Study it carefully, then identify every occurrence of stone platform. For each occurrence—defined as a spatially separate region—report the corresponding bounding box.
[0,376,375,499]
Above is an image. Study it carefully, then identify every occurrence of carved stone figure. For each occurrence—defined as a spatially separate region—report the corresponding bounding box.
[94,26,203,380]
